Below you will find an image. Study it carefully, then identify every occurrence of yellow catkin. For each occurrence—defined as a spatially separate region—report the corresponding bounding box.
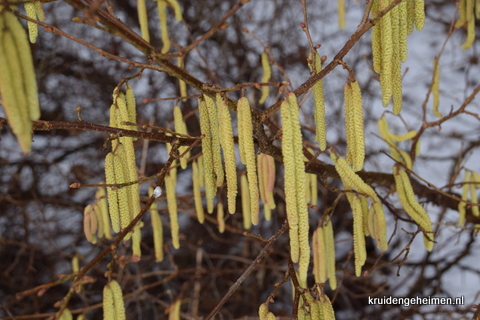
[149,186,164,262]
[217,202,225,233]
[93,202,104,239]
[471,171,480,217]
[394,165,434,251]
[318,291,336,320]
[216,94,237,214]
[348,194,367,276]
[331,152,388,251]
[24,2,38,43]
[391,3,403,116]
[103,283,115,320]
[281,98,299,263]
[455,0,467,28]
[174,105,189,169]
[34,1,45,22]
[203,94,224,187]
[380,0,393,108]
[197,155,205,188]
[257,154,267,209]
[414,0,425,31]
[83,204,96,243]
[432,58,442,117]
[264,153,276,209]
[284,93,310,285]
[132,222,142,258]
[58,308,73,320]
[137,0,150,42]
[0,21,29,152]
[338,0,345,29]
[406,0,416,34]
[308,52,327,150]
[237,97,260,220]
[168,299,181,320]
[165,175,180,249]
[125,84,138,133]
[192,160,205,223]
[258,303,269,320]
[259,52,271,104]
[323,218,337,289]
[109,280,126,320]
[241,174,252,229]
[165,133,178,186]
[2,22,33,152]
[105,152,121,232]
[157,0,170,53]
[458,170,470,226]
[344,81,354,166]
[360,196,371,237]
[371,2,383,74]
[349,80,365,171]
[114,144,133,230]
[399,1,408,62]
[177,57,187,101]
[167,0,183,21]
[313,227,327,283]
[96,185,112,239]
[476,0,480,19]
[461,11,476,50]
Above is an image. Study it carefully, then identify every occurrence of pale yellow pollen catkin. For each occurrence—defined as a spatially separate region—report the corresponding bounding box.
[165,175,180,249]
[259,52,271,104]
[241,174,252,229]
[137,0,150,42]
[192,160,205,223]
[203,94,224,187]
[216,94,237,214]
[157,0,170,53]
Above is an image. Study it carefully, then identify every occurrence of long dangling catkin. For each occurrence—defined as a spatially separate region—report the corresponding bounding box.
[259,52,271,104]
[192,160,205,223]
[96,185,112,239]
[338,0,345,29]
[379,0,393,108]
[308,52,327,151]
[103,283,115,320]
[83,204,97,244]
[165,175,180,249]
[174,105,190,169]
[345,79,365,172]
[264,153,276,209]
[93,202,104,239]
[157,0,170,53]
[168,299,181,320]
[313,226,327,284]
[217,202,225,233]
[203,94,224,187]
[323,218,337,289]
[177,57,187,101]
[347,193,367,276]
[105,152,121,232]
[24,2,38,43]
[132,222,143,258]
[1,19,33,152]
[241,174,252,229]
[237,97,260,220]
[393,165,434,251]
[109,280,126,320]
[331,152,388,251]
[432,58,442,117]
[167,0,183,21]
[281,93,310,285]
[458,170,470,226]
[414,0,425,31]
[216,94,237,214]
[125,84,138,133]
[137,0,150,42]
[471,171,480,217]
[148,186,164,262]
[114,144,134,230]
